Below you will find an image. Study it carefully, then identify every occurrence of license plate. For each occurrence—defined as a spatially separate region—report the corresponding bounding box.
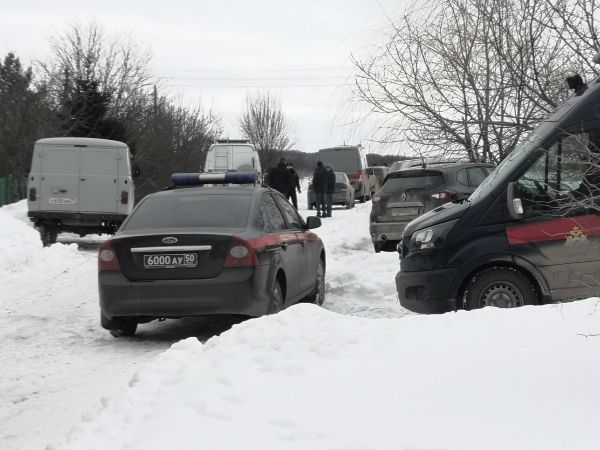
[143,253,198,269]
[392,207,419,216]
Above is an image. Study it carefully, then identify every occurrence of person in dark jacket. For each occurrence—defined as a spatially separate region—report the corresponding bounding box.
[312,161,327,217]
[268,158,293,196]
[324,164,336,217]
[286,162,301,209]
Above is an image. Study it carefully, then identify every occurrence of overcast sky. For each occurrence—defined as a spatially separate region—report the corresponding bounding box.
[0,1,407,153]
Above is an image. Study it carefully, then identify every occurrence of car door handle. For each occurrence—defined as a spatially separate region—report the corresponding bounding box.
[80,178,86,181]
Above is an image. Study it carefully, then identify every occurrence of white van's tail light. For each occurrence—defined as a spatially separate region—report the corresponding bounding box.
[120,191,129,204]
[29,188,37,202]
[98,240,121,271]
[225,236,258,267]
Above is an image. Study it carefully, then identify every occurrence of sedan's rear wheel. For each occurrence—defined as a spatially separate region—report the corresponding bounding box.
[102,315,138,337]
[464,268,537,310]
[268,278,284,314]
[110,320,138,337]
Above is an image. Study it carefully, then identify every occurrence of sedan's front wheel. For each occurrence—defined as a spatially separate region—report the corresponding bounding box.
[268,278,284,314]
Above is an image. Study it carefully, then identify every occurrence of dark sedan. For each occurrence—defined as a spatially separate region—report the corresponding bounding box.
[99,185,325,336]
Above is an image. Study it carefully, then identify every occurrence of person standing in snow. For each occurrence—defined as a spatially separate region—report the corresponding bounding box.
[286,162,301,209]
[324,164,336,218]
[267,158,293,197]
[312,161,327,217]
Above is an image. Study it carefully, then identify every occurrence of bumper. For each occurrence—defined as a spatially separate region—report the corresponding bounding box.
[395,267,458,313]
[370,221,410,244]
[99,265,272,321]
[29,211,127,233]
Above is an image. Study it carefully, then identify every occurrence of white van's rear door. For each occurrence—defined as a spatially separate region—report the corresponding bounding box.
[38,146,80,212]
[79,147,120,213]
[214,146,230,171]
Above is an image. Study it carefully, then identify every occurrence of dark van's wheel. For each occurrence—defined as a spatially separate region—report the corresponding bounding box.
[305,260,325,306]
[464,267,537,310]
[268,277,284,314]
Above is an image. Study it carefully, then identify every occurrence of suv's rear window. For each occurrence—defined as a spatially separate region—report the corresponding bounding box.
[124,194,250,230]
[382,172,444,193]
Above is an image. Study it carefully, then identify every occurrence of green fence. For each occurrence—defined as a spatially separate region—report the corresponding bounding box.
[0,176,28,207]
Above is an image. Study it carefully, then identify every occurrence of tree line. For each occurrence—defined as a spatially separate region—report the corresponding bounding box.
[0,22,301,200]
[352,0,600,163]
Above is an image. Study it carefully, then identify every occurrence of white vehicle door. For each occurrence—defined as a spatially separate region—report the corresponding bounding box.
[214,146,230,171]
[79,147,120,213]
[38,146,81,212]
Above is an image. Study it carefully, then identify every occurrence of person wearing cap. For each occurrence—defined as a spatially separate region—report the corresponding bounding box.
[312,161,327,217]
[286,162,301,209]
[324,164,336,217]
[268,157,293,196]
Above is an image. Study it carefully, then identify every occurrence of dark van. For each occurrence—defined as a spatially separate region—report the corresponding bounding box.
[396,70,600,313]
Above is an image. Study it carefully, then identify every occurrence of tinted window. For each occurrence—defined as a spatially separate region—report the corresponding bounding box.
[467,167,487,187]
[124,194,250,230]
[456,169,468,186]
[275,195,304,229]
[382,172,444,193]
[258,194,286,232]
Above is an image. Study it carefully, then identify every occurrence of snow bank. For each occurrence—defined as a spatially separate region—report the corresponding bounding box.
[60,300,600,450]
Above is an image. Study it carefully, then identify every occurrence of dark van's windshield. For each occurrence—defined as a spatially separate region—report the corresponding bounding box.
[318,148,360,173]
[124,194,250,230]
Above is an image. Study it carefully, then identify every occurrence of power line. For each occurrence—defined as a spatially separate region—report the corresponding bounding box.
[160,83,352,88]
[153,66,354,72]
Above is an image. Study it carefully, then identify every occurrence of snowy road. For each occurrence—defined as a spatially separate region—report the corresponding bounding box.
[1,192,408,450]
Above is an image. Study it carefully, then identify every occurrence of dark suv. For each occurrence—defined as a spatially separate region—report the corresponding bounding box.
[369,162,494,252]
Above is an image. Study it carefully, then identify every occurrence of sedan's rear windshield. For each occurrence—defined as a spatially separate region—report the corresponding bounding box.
[382,172,444,193]
[124,194,251,230]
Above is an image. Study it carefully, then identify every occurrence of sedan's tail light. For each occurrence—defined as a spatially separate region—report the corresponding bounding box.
[224,236,259,267]
[29,188,37,202]
[98,240,121,271]
[431,191,456,201]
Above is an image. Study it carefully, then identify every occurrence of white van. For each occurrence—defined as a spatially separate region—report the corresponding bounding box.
[203,140,262,179]
[27,137,135,245]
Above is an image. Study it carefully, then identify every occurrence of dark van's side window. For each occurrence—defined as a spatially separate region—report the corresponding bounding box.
[516,131,600,216]
[257,194,286,232]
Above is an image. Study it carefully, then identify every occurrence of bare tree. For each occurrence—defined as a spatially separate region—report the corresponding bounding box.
[240,92,295,168]
[352,0,600,163]
[38,20,152,135]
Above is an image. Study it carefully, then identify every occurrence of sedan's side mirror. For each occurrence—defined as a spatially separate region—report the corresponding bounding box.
[507,182,524,220]
[306,216,321,229]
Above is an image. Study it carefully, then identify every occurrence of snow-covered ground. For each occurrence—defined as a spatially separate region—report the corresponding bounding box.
[1,189,599,450]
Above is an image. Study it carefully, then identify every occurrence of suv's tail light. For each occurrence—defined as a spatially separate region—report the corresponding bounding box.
[98,240,121,271]
[224,236,259,267]
[120,190,129,204]
[29,188,37,202]
[431,191,456,201]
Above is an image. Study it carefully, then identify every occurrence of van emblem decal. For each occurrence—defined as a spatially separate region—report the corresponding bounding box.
[162,237,178,244]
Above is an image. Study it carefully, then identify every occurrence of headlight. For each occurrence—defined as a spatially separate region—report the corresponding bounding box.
[414,229,434,249]
[409,219,457,252]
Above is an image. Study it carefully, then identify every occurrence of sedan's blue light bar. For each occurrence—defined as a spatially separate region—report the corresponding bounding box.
[171,172,258,185]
